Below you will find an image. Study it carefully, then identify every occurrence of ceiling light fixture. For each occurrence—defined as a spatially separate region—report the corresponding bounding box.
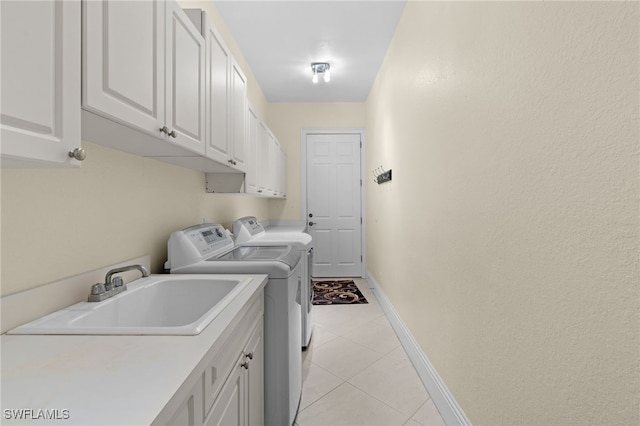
[311,62,330,84]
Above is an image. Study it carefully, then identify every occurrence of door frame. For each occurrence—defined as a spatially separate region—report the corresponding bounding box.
[301,128,367,278]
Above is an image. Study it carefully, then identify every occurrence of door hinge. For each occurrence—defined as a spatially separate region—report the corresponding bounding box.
[360,217,362,224]
[360,255,363,262]
[360,179,362,187]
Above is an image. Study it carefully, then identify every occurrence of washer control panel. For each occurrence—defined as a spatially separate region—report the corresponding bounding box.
[184,224,232,256]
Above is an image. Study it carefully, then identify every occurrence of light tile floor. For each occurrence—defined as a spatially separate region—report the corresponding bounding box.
[295,278,446,426]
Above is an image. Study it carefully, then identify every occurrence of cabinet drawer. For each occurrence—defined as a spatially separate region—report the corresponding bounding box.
[203,297,262,418]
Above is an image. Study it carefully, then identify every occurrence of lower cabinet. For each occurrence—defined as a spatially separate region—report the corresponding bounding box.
[245,318,264,426]
[167,377,205,426]
[155,296,264,426]
[205,318,262,426]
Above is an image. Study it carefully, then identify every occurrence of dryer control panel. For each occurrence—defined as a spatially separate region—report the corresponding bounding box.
[233,216,265,241]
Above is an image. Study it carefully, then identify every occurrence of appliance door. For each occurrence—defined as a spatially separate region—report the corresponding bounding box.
[302,247,314,348]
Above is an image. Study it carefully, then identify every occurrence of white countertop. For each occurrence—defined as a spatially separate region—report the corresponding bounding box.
[1,274,268,425]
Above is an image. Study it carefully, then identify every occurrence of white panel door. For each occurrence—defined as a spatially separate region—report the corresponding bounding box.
[204,20,230,164]
[82,0,164,137]
[306,134,362,277]
[166,1,205,155]
[1,0,81,167]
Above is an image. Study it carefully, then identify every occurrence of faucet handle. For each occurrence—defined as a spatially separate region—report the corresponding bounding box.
[112,276,124,288]
[90,283,106,295]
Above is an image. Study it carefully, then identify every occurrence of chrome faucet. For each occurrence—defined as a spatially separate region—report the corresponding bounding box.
[88,264,150,302]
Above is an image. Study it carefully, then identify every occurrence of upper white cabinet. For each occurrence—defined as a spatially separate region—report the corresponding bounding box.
[165,1,206,154]
[244,108,287,198]
[201,15,231,166]
[186,10,247,173]
[245,107,260,195]
[1,0,82,168]
[229,59,248,172]
[256,120,272,195]
[82,0,164,141]
[83,0,205,157]
[277,146,287,198]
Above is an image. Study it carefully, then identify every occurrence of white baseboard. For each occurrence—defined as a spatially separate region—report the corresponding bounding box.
[366,271,472,426]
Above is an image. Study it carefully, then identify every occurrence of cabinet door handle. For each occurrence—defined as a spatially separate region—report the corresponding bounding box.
[240,362,249,370]
[245,352,253,360]
[68,148,87,161]
[159,126,169,135]
[168,130,177,138]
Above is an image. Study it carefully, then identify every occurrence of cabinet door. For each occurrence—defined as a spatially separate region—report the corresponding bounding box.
[1,0,81,168]
[279,148,287,198]
[229,59,247,172]
[205,355,245,426]
[167,377,204,426]
[245,107,260,194]
[82,0,164,138]
[204,19,231,165]
[245,319,264,426]
[267,132,279,196]
[166,1,206,155]
[256,121,270,195]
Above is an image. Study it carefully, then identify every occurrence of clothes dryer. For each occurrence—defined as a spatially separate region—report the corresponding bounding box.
[166,223,301,426]
[233,216,314,349]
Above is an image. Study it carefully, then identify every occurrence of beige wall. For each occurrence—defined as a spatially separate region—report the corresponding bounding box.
[366,2,639,425]
[267,103,366,221]
[0,1,270,297]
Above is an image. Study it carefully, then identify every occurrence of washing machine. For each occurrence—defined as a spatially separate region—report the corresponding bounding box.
[165,223,302,426]
[233,216,315,349]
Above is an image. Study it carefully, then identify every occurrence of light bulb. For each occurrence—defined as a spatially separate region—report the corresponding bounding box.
[323,69,331,83]
[312,74,318,84]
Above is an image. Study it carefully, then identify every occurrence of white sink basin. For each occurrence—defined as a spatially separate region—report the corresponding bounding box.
[8,275,253,335]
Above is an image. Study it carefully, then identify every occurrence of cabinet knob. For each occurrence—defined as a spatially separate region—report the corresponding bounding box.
[168,130,177,138]
[159,126,169,134]
[68,148,87,161]
[240,362,249,370]
[245,352,254,360]
[308,221,316,227]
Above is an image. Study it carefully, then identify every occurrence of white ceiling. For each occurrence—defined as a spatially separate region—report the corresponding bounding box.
[215,1,407,103]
